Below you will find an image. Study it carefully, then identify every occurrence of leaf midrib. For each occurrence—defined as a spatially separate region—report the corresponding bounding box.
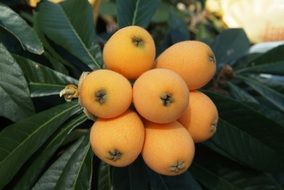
[49,4,101,69]
[0,103,79,165]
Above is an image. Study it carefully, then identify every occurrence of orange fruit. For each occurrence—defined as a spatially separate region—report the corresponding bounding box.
[103,26,156,79]
[178,91,218,143]
[133,68,189,124]
[142,121,195,176]
[79,69,132,118]
[156,41,216,90]
[90,110,145,167]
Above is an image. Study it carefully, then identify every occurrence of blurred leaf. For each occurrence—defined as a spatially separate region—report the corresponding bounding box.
[117,0,160,28]
[236,61,284,75]
[205,119,284,171]
[14,55,77,97]
[238,76,284,112]
[0,44,34,122]
[13,113,87,190]
[98,162,112,190]
[112,157,148,190]
[0,3,43,54]
[89,43,103,67]
[191,145,282,190]
[152,2,171,23]
[100,1,116,16]
[168,10,189,43]
[253,75,284,94]
[227,82,258,104]
[147,167,202,190]
[0,102,81,189]
[33,136,93,190]
[37,1,101,70]
[112,167,130,190]
[206,92,284,168]
[211,29,250,68]
[249,45,284,66]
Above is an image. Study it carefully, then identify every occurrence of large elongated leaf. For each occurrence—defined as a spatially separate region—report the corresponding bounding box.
[98,162,112,190]
[146,167,202,190]
[13,113,87,190]
[37,1,101,70]
[235,61,284,75]
[0,43,34,121]
[0,102,81,189]
[0,4,43,54]
[112,157,148,190]
[211,29,250,67]
[206,92,284,170]
[14,55,78,97]
[205,119,284,171]
[227,82,258,104]
[117,0,160,28]
[239,76,284,112]
[191,146,282,190]
[33,136,93,190]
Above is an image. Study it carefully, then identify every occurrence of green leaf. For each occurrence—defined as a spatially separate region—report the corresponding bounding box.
[33,136,93,190]
[13,113,87,190]
[206,92,284,168]
[191,145,282,190]
[98,162,112,190]
[147,167,202,190]
[117,0,160,28]
[168,10,189,43]
[0,102,81,189]
[0,43,34,121]
[0,3,43,54]
[227,82,258,104]
[249,45,284,66]
[239,76,284,112]
[14,55,78,97]
[37,1,101,70]
[205,119,284,171]
[112,157,148,190]
[211,29,250,67]
[235,61,284,75]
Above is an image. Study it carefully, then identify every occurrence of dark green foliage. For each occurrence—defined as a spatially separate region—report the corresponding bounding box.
[0,0,283,189]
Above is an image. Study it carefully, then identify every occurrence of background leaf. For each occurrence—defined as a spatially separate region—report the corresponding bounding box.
[98,162,112,190]
[205,92,284,171]
[13,113,87,190]
[191,145,282,190]
[117,0,160,28]
[0,43,34,121]
[0,102,80,189]
[0,3,43,54]
[238,76,284,112]
[36,0,101,70]
[211,29,250,68]
[33,136,92,190]
[15,55,78,97]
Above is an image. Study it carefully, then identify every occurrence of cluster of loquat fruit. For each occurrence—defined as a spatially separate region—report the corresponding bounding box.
[78,25,218,176]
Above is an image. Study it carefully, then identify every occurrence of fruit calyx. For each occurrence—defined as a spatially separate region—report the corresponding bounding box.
[95,89,107,104]
[132,36,144,47]
[211,118,218,133]
[59,84,79,102]
[160,92,174,106]
[169,160,185,173]
[107,149,122,161]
